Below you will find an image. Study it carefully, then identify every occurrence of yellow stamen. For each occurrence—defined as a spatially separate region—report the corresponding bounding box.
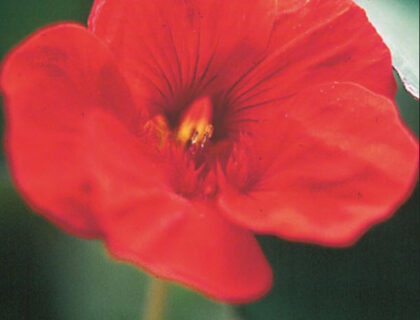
[177,97,214,147]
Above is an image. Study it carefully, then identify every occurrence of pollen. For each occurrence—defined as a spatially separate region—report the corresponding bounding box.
[177,97,214,148]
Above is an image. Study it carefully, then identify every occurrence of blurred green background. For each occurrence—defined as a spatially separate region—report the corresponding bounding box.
[0,1,418,320]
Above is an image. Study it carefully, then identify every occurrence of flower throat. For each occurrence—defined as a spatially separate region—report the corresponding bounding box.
[146,97,215,152]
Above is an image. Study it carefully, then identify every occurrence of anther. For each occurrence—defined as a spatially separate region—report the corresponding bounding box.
[191,131,200,145]
[200,125,214,148]
[177,97,214,148]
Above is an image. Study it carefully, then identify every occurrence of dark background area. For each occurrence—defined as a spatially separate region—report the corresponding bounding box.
[0,1,419,319]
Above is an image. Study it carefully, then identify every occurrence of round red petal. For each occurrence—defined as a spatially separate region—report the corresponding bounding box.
[218,83,419,247]
[0,24,138,237]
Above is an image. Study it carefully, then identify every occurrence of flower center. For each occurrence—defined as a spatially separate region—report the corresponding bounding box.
[176,97,214,149]
[144,97,221,198]
[145,97,215,151]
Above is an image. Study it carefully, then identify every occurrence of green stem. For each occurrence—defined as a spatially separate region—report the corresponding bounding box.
[142,277,168,320]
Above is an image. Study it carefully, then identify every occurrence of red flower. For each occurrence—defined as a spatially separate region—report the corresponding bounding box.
[1,0,418,303]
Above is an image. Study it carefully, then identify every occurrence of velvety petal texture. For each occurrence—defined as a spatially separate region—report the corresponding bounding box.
[88,0,278,117]
[1,24,138,237]
[268,0,396,98]
[89,0,396,121]
[1,0,418,304]
[219,83,419,246]
[223,0,397,131]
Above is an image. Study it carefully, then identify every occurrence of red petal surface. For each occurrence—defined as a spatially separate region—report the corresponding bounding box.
[225,0,396,126]
[219,83,419,247]
[271,0,396,98]
[0,24,138,237]
[89,0,395,121]
[83,110,272,303]
[88,0,277,114]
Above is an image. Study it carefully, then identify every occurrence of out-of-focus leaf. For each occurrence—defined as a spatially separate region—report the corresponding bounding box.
[396,76,419,135]
[49,239,240,320]
[0,0,92,59]
[355,0,419,99]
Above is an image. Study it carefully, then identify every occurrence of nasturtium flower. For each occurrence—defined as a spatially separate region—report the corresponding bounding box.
[1,0,418,303]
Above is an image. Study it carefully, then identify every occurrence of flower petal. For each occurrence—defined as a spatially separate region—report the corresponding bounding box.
[84,110,272,303]
[218,83,419,247]
[0,24,139,237]
[88,0,277,114]
[226,0,396,121]
[104,200,273,304]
